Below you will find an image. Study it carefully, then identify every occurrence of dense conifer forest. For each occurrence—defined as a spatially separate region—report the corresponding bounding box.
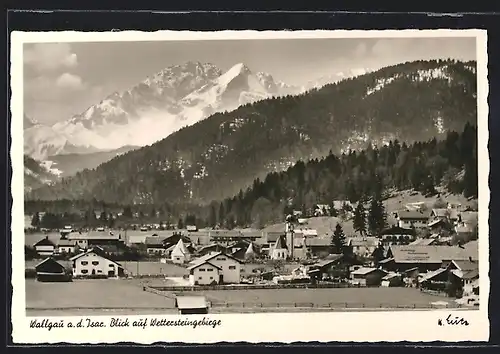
[25,123,477,231]
[27,59,477,205]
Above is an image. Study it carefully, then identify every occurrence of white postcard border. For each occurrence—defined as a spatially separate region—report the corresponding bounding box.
[10,29,490,344]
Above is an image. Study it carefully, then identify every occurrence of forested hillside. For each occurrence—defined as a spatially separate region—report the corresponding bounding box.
[28,59,477,205]
[25,124,477,231]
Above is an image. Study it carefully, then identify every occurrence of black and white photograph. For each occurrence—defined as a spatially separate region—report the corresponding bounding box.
[11,29,489,343]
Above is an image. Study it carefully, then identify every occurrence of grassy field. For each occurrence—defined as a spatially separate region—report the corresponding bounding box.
[25,278,176,314]
[26,278,465,317]
[120,261,187,276]
[184,287,457,309]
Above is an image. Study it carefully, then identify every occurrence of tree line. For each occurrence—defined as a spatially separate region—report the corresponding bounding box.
[26,123,477,232]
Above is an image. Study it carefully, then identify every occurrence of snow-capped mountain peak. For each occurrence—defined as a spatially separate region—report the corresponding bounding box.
[24,61,304,160]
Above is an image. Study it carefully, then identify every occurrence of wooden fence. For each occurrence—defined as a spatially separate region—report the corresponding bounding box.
[207,301,464,310]
[148,282,361,292]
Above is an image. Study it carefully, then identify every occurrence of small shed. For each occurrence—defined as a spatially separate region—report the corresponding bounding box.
[175,296,209,315]
[350,267,388,286]
[35,257,72,282]
[381,273,404,287]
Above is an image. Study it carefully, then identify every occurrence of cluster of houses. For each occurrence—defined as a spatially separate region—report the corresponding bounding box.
[28,198,480,302]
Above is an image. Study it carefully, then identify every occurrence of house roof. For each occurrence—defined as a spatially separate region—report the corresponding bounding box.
[409,238,437,246]
[209,230,263,239]
[450,260,479,272]
[380,226,414,236]
[144,236,168,246]
[176,296,208,309]
[382,273,401,281]
[389,245,478,264]
[397,210,431,220]
[189,251,243,269]
[34,257,65,270]
[313,254,343,269]
[186,260,222,271]
[428,219,445,227]
[34,237,55,247]
[420,268,448,282]
[348,237,379,247]
[352,267,387,276]
[57,239,76,247]
[69,248,123,267]
[460,211,479,224]
[274,235,287,249]
[431,209,459,219]
[171,238,190,256]
[265,231,285,243]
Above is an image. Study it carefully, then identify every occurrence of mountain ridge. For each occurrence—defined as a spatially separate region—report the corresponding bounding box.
[25,61,304,160]
[27,59,477,205]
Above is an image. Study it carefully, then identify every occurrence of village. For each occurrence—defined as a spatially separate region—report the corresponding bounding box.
[25,196,480,315]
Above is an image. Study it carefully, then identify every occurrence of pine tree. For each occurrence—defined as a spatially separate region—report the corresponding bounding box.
[353,202,367,235]
[209,205,217,228]
[123,206,133,219]
[100,211,108,222]
[177,218,184,230]
[368,197,387,236]
[31,212,40,228]
[331,223,347,255]
[218,202,225,227]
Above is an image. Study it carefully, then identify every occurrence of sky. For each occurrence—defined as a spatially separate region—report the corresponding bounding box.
[23,37,477,125]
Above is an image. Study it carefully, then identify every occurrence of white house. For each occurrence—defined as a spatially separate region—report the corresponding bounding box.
[187,252,243,285]
[171,238,191,264]
[56,239,77,255]
[33,236,56,256]
[270,235,288,260]
[69,248,125,278]
[187,261,222,285]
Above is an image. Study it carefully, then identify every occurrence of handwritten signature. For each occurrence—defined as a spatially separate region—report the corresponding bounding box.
[438,314,469,326]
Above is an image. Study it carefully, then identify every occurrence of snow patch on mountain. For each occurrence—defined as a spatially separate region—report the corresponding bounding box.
[26,62,304,159]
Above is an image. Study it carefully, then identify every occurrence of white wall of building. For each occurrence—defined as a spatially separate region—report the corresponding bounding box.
[73,252,120,277]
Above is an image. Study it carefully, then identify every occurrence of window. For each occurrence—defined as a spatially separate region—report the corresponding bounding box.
[81,269,88,274]
[198,277,202,280]
[216,257,226,261]
[109,264,114,267]
[207,268,213,272]
[210,277,213,280]
[97,270,102,273]
[199,268,206,272]
[228,266,236,270]
[81,261,88,266]
[92,261,99,266]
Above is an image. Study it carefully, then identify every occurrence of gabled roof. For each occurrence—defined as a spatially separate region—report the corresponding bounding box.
[171,238,190,256]
[34,237,55,247]
[176,296,208,309]
[389,245,478,264]
[450,260,479,272]
[186,260,222,271]
[69,248,123,267]
[351,267,387,276]
[245,242,256,256]
[144,236,168,246]
[409,238,437,246]
[348,237,379,247]
[274,235,287,250]
[34,257,65,270]
[57,239,76,247]
[420,268,448,282]
[189,251,243,268]
[396,210,431,220]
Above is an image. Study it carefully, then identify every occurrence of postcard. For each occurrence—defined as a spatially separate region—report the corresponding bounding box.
[11,29,489,343]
